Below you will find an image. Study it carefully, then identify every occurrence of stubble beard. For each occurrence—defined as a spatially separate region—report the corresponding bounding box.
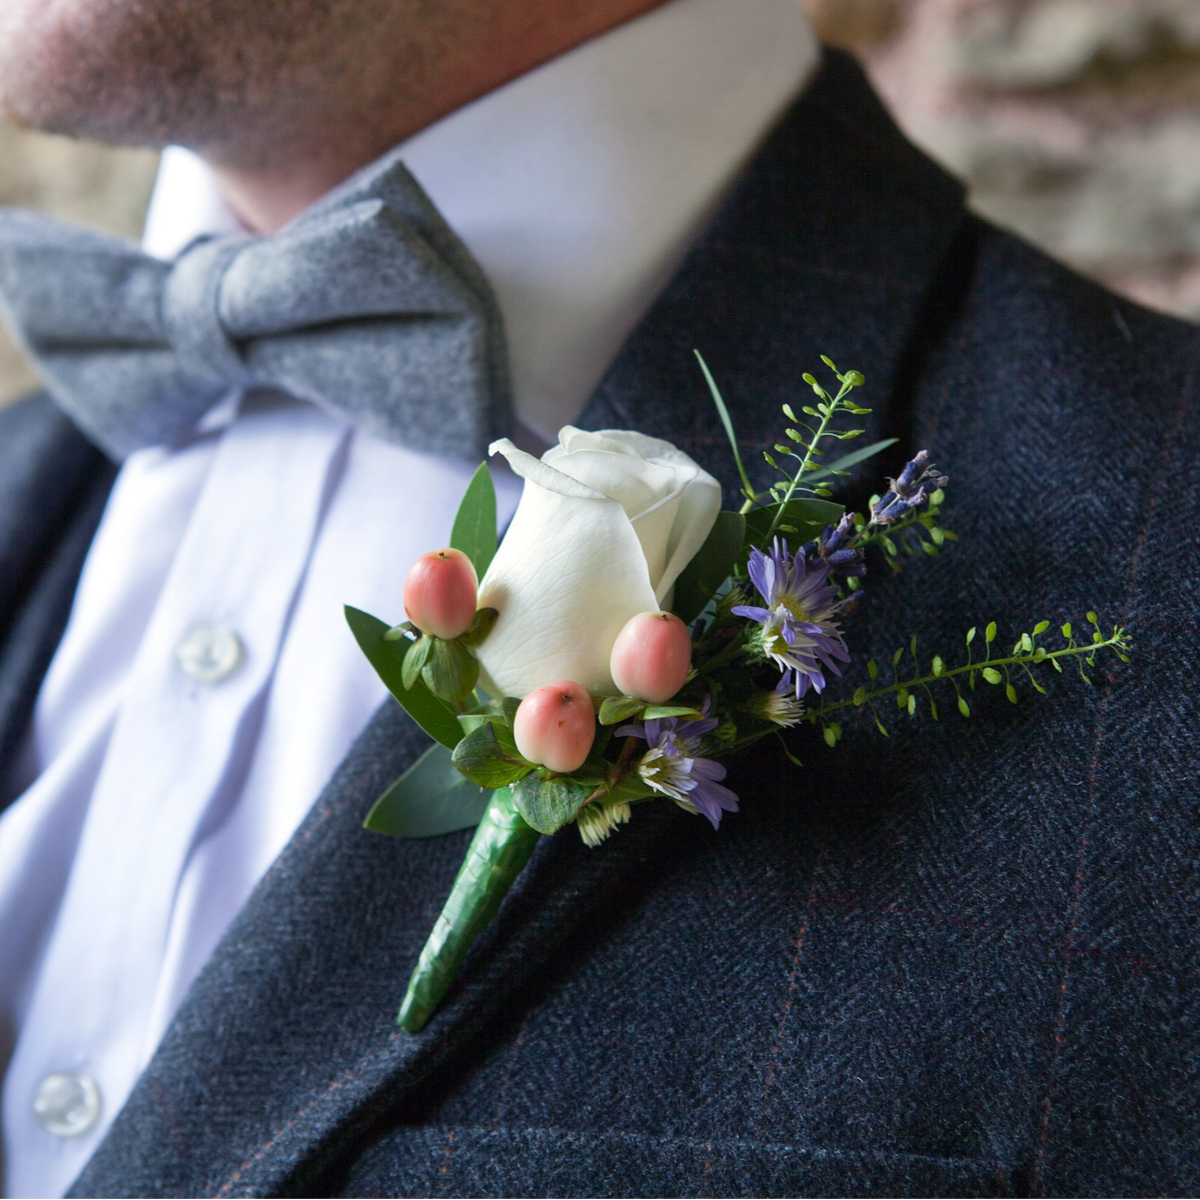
[0,0,447,173]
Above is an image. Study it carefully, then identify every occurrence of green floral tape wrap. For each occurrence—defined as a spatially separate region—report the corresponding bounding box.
[397,787,540,1033]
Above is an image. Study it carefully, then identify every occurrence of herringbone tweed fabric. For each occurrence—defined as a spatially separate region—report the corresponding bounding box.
[0,50,1194,1198]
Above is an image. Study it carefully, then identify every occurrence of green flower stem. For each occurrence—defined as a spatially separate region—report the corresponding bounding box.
[755,376,857,536]
[807,632,1129,721]
[692,629,753,678]
[397,787,541,1034]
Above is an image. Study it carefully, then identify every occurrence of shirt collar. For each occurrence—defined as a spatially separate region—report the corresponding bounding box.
[142,0,817,441]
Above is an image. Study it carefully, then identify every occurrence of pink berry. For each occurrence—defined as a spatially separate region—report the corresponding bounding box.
[610,610,692,703]
[513,681,596,774]
[403,548,478,639]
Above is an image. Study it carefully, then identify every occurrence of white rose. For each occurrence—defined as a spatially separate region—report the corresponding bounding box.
[475,426,721,698]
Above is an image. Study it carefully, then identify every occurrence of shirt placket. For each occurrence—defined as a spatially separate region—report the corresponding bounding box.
[1,399,348,1199]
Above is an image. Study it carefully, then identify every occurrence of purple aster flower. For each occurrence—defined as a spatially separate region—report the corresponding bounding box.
[616,710,739,830]
[732,536,851,700]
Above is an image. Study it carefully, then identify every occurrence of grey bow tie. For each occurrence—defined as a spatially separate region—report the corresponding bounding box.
[0,148,511,461]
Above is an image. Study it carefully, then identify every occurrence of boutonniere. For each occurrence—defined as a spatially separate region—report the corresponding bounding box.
[347,355,1131,1033]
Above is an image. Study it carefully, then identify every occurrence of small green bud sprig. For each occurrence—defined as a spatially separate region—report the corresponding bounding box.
[806,614,1132,746]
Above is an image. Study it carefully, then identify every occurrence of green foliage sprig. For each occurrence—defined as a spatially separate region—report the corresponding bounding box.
[808,613,1132,743]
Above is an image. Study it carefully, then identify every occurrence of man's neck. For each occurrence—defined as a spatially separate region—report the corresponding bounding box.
[208,0,667,233]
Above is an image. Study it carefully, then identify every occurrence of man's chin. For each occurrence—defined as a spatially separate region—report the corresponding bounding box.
[0,0,242,148]
[0,3,141,142]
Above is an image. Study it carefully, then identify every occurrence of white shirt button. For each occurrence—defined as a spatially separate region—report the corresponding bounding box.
[33,1073,102,1137]
[175,624,244,684]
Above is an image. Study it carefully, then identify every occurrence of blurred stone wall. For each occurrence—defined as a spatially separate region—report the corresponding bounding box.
[1,1,1198,407]
[802,0,1200,319]
[0,128,158,407]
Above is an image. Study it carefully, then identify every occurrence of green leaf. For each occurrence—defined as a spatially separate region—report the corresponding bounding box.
[422,637,480,704]
[401,633,433,690]
[744,498,843,550]
[345,607,462,749]
[459,607,498,648]
[512,773,597,835]
[672,511,746,624]
[599,696,644,726]
[456,713,492,735]
[598,770,658,806]
[823,727,836,747]
[694,350,756,505]
[451,721,533,789]
[450,462,498,577]
[642,704,704,721]
[800,437,898,484]
[364,743,490,838]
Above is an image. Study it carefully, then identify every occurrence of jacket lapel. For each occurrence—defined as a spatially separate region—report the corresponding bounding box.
[71,50,971,1198]
[0,393,114,807]
[580,48,967,496]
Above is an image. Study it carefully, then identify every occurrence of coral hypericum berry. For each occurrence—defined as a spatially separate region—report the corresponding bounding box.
[609,611,692,703]
[403,548,478,639]
[514,681,596,773]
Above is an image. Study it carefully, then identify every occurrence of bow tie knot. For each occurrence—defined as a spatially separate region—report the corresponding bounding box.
[162,235,256,392]
[0,149,511,461]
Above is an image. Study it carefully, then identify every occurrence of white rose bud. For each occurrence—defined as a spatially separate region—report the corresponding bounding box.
[476,426,721,698]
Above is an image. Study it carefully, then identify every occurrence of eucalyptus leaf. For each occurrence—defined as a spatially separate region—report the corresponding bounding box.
[512,773,596,835]
[450,461,498,577]
[345,607,462,749]
[452,721,533,789]
[672,510,746,624]
[364,742,490,838]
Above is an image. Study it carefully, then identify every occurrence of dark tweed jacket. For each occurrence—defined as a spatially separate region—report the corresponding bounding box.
[0,51,1196,1198]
